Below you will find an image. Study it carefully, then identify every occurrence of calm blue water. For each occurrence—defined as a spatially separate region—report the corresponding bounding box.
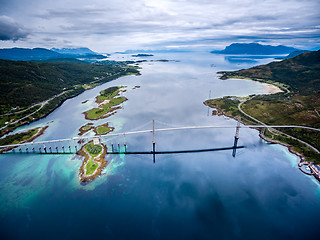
[0,52,319,240]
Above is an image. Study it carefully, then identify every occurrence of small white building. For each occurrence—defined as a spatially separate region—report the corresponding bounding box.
[93,137,100,145]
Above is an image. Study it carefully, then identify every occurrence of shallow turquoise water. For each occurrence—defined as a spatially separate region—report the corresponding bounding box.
[0,52,319,240]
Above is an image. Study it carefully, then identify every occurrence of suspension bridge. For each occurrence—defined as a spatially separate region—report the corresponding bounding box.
[0,120,319,161]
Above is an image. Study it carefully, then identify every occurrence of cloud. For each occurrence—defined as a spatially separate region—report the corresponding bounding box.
[0,0,319,51]
[0,15,29,41]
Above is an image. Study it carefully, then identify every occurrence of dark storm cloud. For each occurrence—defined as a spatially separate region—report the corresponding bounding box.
[0,15,29,41]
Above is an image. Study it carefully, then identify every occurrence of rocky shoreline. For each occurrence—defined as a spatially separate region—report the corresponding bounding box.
[77,142,108,182]
[204,101,308,163]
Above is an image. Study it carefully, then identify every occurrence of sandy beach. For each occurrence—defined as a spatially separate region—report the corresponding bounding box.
[262,82,283,94]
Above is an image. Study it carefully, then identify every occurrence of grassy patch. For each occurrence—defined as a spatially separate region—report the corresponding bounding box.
[86,97,126,119]
[96,86,122,102]
[96,126,111,134]
[82,126,91,131]
[205,97,241,117]
[85,159,99,175]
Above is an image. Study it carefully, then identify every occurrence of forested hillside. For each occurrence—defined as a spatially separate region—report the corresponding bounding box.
[0,60,133,110]
[218,50,320,93]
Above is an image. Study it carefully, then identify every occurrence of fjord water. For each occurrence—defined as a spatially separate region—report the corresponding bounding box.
[0,52,319,240]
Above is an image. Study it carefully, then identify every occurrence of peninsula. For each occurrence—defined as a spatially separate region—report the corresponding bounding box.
[0,126,48,153]
[205,50,320,163]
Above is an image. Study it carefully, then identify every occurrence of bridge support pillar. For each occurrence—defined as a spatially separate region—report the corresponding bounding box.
[153,142,156,164]
[232,120,241,158]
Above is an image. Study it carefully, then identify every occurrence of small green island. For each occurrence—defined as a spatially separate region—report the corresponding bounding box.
[205,50,320,164]
[77,141,107,182]
[83,86,127,120]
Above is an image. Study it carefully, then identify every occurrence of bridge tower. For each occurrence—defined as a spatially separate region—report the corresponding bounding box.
[232,118,241,157]
[153,120,156,163]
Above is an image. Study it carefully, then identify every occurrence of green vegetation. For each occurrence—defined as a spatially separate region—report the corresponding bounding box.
[86,96,126,119]
[96,86,122,102]
[0,128,39,146]
[0,60,128,110]
[96,125,112,134]
[207,50,320,163]
[85,159,99,175]
[0,59,139,136]
[82,126,91,131]
[85,86,127,120]
[84,143,102,157]
[206,97,241,117]
[83,143,103,175]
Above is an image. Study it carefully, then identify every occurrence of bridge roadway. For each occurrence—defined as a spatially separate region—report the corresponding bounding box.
[0,124,319,149]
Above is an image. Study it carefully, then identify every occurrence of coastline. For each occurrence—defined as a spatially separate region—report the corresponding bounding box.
[261,82,283,94]
[0,71,136,138]
[0,125,48,153]
[77,142,108,182]
[204,100,307,162]
[204,101,320,181]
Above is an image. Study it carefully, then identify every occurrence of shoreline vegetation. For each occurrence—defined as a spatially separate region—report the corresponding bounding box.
[78,122,114,136]
[83,86,127,120]
[77,141,107,182]
[0,60,140,137]
[205,51,320,167]
[0,126,48,153]
[204,87,319,164]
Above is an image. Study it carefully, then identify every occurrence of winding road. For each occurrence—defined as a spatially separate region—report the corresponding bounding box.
[238,97,320,154]
[0,90,70,131]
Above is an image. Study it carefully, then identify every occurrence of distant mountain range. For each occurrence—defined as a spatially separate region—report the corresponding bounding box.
[51,47,96,55]
[0,47,106,61]
[211,43,299,55]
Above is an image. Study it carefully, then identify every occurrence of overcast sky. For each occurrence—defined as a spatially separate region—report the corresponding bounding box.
[0,0,319,52]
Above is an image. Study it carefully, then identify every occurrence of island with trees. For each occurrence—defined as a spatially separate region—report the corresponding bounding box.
[77,141,107,182]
